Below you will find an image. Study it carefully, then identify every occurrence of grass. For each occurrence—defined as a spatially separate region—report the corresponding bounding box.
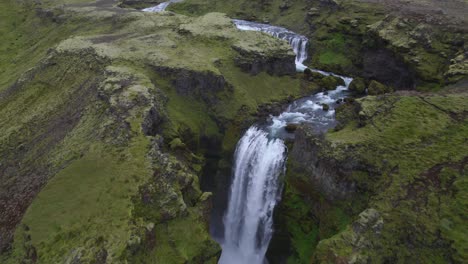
[129,207,219,263]
[312,93,468,262]
[6,132,152,263]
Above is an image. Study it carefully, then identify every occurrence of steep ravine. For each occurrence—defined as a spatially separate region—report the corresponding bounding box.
[106,1,468,263]
[0,0,466,263]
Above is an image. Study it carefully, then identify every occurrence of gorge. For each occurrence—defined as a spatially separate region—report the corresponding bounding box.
[0,0,466,263]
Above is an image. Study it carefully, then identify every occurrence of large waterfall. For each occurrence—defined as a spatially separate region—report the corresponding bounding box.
[219,127,286,264]
[220,20,352,264]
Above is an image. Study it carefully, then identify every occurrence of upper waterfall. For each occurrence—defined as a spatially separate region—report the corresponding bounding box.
[233,19,309,71]
[142,0,182,12]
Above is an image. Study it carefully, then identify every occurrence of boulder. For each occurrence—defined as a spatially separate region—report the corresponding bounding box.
[349,77,367,94]
[322,103,330,111]
[310,71,326,80]
[367,80,392,95]
[169,138,186,150]
[318,75,345,90]
[307,7,320,17]
[285,123,298,133]
[303,68,312,77]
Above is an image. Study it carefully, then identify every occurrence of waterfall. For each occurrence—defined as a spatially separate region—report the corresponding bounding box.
[220,19,353,264]
[233,19,309,71]
[219,127,287,264]
[142,0,182,12]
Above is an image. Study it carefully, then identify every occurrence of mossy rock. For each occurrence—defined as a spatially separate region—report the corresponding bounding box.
[349,77,367,94]
[285,123,298,133]
[367,80,392,95]
[310,71,326,81]
[318,75,346,90]
[169,138,186,150]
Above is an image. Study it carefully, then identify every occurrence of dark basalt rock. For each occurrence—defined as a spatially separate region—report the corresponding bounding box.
[142,106,165,136]
[119,0,162,8]
[362,49,415,90]
[232,46,296,76]
[285,123,298,133]
[288,126,358,200]
[152,66,233,105]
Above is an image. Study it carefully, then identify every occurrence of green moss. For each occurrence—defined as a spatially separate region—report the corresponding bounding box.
[439,167,468,262]
[216,63,303,119]
[128,207,219,263]
[313,93,468,262]
[367,80,392,95]
[317,51,350,67]
[278,158,361,264]
[349,77,367,94]
[7,135,152,263]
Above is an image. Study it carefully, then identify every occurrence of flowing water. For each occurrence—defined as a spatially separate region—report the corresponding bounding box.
[142,0,182,12]
[219,127,287,264]
[233,20,309,71]
[219,20,352,264]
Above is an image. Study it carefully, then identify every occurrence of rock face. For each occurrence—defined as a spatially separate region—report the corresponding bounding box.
[119,0,163,8]
[154,66,233,105]
[233,43,296,76]
[288,126,357,201]
[362,48,415,89]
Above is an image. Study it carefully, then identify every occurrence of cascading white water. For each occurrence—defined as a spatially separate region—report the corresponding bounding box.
[219,127,286,264]
[233,19,309,71]
[220,20,352,264]
[142,0,182,12]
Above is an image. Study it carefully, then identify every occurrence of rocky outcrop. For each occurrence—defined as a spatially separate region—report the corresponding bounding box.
[348,77,367,94]
[362,48,415,89]
[153,66,233,105]
[232,44,296,76]
[119,0,163,8]
[289,126,357,201]
[367,80,393,95]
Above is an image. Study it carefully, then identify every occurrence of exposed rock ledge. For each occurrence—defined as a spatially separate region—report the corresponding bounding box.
[288,125,358,201]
